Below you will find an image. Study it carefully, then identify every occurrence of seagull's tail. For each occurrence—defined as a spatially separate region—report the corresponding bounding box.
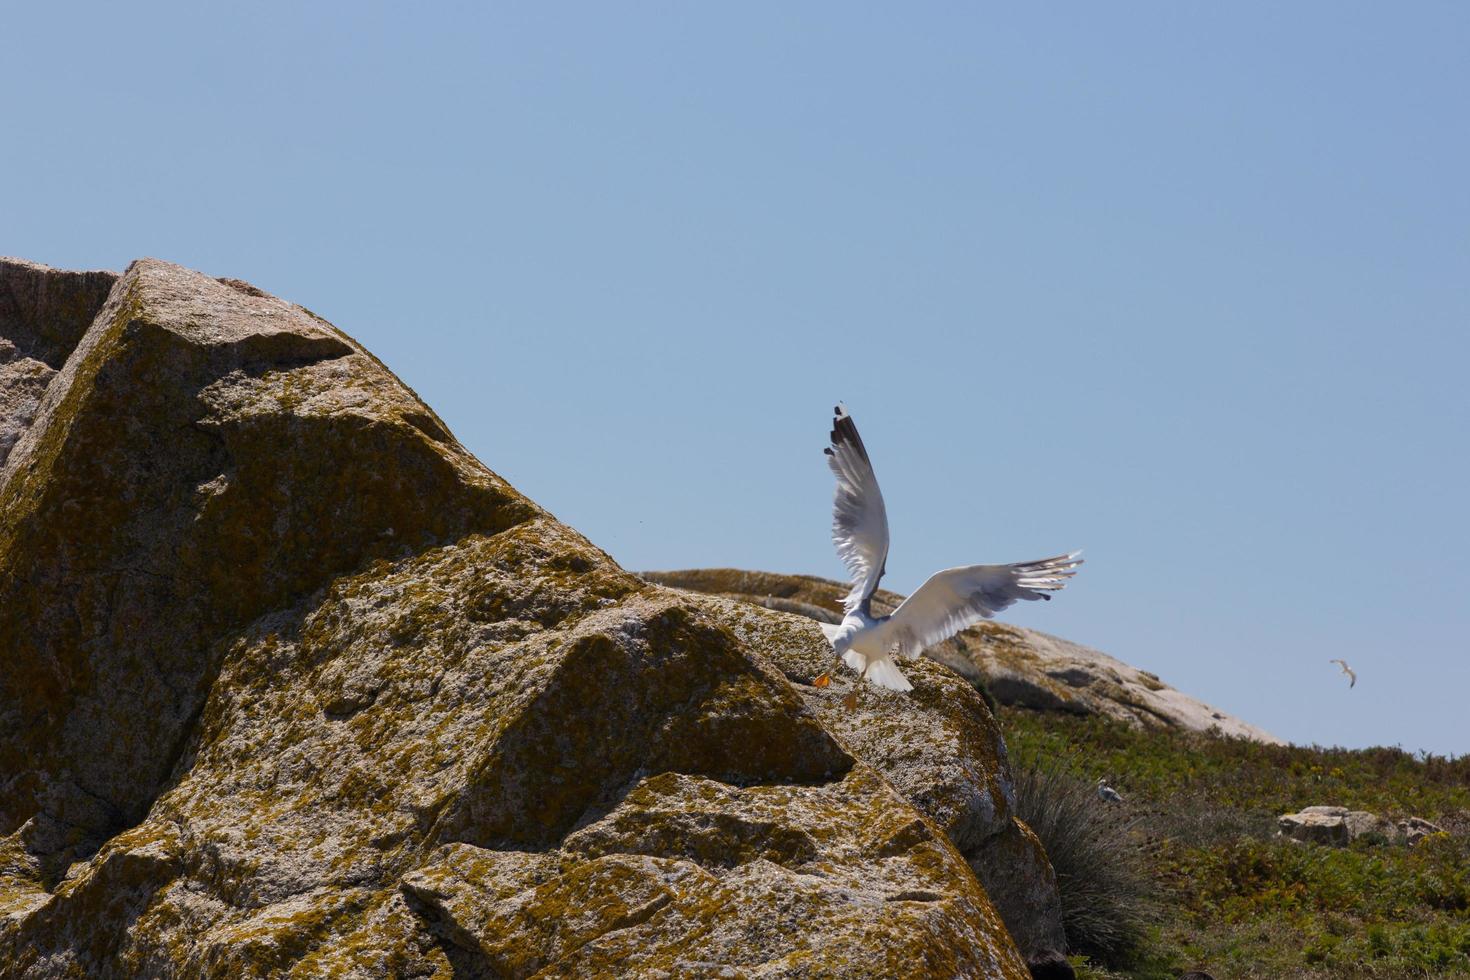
[843,649,913,692]
[1009,551,1084,601]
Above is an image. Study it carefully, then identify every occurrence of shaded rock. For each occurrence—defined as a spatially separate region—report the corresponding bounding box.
[1025,951,1076,980]
[0,257,117,368]
[969,818,1069,973]
[643,568,1282,743]
[1343,809,1401,842]
[0,258,1040,977]
[0,258,118,467]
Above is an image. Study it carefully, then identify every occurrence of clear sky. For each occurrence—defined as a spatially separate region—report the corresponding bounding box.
[6,3,1468,755]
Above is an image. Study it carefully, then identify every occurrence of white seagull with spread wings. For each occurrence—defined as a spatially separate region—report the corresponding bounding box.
[815,404,1083,702]
[1329,659,1357,688]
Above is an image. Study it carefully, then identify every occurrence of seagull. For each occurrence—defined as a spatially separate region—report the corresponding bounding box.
[812,404,1083,706]
[1329,659,1357,688]
[1096,778,1124,804]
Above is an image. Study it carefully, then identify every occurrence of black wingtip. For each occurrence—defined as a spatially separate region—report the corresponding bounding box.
[828,405,870,462]
[823,447,834,456]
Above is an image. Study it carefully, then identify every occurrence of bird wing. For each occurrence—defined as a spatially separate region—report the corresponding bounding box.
[825,404,890,616]
[1347,667,1356,688]
[881,553,1083,658]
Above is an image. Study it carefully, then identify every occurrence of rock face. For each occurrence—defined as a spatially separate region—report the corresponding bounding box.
[0,258,1060,978]
[642,569,1281,744]
[0,258,118,467]
[1278,807,1447,847]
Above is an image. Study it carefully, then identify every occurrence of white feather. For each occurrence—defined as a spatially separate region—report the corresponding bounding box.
[825,403,890,615]
[877,553,1083,659]
[842,648,913,692]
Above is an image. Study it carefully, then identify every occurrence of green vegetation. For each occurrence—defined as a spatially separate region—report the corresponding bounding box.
[999,706,1470,979]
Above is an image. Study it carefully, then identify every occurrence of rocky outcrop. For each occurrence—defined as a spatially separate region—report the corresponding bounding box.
[0,258,1061,978]
[1278,807,1448,847]
[643,569,1281,743]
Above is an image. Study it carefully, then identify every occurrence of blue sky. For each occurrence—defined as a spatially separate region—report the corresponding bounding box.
[6,3,1468,754]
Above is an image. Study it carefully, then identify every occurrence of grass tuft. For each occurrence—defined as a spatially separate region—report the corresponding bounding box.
[1011,758,1155,967]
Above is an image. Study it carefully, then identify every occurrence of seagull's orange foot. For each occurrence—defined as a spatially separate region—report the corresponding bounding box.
[812,674,832,688]
[842,688,860,712]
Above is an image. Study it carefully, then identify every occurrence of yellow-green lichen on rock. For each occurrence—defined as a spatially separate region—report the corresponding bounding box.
[0,258,1046,978]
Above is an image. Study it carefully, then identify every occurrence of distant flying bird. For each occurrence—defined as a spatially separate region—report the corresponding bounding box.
[1329,659,1357,688]
[1097,778,1124,804]
[813,404,1082,705]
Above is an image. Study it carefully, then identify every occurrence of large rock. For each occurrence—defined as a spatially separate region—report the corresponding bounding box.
[0,258,1051,978]
[1277,806,1371,846]
[1278,806,1447,847]
[643,568,1281,743]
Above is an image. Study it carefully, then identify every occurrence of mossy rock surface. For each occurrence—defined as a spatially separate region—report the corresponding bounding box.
[644,567,1280,741]
[0,259,1039,978]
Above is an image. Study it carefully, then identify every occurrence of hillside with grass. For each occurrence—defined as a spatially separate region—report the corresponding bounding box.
[1000,706,1470,979]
